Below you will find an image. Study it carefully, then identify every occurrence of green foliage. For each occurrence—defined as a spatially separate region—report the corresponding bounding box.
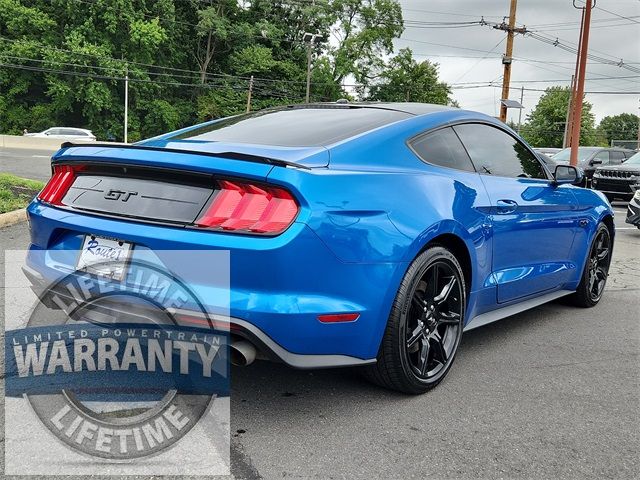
[326,0,404,84]
[0,0,419,140]
[366,48,452,105]
[596,113,639,146]
[196,84,247,121]
[520,87,598,148]
[0,173,44,213]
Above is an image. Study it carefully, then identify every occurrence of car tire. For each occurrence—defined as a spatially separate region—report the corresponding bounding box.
[363,246,466,394]
[569,223,612,308]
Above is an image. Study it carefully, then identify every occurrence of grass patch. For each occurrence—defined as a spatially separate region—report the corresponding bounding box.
[0,174,45,214]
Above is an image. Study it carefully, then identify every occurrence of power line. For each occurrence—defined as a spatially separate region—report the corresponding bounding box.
[0,38,358,88]
[452,37,506,84]
[593,3,640,24]
[453,84,640,94]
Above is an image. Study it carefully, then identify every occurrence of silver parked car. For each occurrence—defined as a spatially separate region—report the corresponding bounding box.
[24,127,96,141]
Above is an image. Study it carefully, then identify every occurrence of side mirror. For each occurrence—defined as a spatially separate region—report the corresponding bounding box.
[590,159,603,166]
[553,165,583,186]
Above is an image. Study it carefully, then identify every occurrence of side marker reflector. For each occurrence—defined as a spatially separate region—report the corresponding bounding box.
[317,313,360,323]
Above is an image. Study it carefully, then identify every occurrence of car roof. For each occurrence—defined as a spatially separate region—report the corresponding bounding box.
[166,103,457,149]
[305,102,457,116]
[567,146,633,152]
[48,127,92,132]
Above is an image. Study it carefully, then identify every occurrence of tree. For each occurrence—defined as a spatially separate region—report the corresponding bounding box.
[0,0,404,139]
[0,0,188,140]
[325,0,404,85]
[597,113,639,146]
[520,87,598,147]
[365,48,452,104]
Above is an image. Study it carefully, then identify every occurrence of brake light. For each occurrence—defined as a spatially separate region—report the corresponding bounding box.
[38,164,83,205]
[195,180,299,234]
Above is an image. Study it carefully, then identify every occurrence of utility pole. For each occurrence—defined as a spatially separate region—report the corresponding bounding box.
[493,1,527,122]
[246,75,254,113]
[517,85,524,133]
[569,0,594,167]
[565,7,585,148]
[563,75,575,148]
[124,66,129,144]
[303,32,321,103]
[496,0,526,122]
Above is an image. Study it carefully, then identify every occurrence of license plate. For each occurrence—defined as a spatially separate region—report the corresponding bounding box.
[76,235,133,281]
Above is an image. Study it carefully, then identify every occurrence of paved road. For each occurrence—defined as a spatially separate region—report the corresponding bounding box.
[1,206,638,479]
[0,146,56,182]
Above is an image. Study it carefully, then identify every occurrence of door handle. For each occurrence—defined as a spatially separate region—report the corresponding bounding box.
[496,199,518,214]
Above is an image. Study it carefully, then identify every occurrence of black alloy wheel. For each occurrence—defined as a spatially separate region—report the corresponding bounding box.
[405,261,463,381]
[570,223,612,307]
[364,246,465,394]
[586,226,611,302]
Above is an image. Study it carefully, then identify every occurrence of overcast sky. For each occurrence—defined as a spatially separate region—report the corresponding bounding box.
[395,0,640,125]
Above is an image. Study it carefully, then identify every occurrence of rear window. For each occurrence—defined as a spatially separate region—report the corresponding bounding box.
[171,107,412,147]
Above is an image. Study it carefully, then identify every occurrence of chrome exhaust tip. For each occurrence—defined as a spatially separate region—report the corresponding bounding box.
[230,340,257,366]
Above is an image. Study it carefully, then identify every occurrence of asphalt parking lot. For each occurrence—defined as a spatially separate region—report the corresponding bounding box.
[0,205,638,479]
[0,147,55,183]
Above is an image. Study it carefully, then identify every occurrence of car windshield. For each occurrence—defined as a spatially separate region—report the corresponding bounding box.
[553,147,601,163]
[623,152,640,164]
[170,106,412,147]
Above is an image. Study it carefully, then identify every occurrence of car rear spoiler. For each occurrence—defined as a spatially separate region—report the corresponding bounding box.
[59,142,312,170]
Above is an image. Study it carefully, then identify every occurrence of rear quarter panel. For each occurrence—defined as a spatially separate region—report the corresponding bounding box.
[267,111,495,336]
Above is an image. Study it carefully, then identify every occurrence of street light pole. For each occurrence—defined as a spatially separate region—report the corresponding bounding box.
[517,85,524,133]
[305,42,313,103]
[563,75,575,148]
[303,33,321,103]
[124,66,129,144]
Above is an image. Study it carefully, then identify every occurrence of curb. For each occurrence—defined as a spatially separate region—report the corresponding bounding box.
[0,209,27,228]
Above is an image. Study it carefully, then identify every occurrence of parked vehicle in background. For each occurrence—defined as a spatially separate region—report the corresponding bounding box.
[24,127,96,141]
[534,147,562,157]
[537,152,560,170]
[592,151,640,202]
[553,147,635,185]
[626,188,640,229]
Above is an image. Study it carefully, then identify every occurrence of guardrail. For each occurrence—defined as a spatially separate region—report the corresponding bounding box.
[0,135,124,151]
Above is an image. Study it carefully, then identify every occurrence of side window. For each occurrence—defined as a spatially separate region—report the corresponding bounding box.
[409,127,476,172]
[610,151,625,164]
[593,151,610,165]
[453,124,547,179]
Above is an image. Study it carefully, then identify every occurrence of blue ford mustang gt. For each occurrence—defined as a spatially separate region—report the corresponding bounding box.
[25,103,614,394]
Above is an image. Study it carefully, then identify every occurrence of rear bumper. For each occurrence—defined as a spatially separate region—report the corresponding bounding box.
[25,200,406,363]
[23,264,376,369]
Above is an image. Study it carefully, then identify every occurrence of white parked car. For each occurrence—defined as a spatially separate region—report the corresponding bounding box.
[24,127,96,141]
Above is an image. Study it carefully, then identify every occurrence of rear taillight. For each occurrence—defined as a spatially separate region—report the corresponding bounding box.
[195,179,299,235]
[38,164,83,205]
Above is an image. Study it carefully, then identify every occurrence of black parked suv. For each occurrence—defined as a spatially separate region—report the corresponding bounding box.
[627,188,640,229]
[592,151,640,201]
[553,147,636,185]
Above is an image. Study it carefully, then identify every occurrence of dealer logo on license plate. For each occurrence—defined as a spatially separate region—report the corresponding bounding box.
[76,235,133,281]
